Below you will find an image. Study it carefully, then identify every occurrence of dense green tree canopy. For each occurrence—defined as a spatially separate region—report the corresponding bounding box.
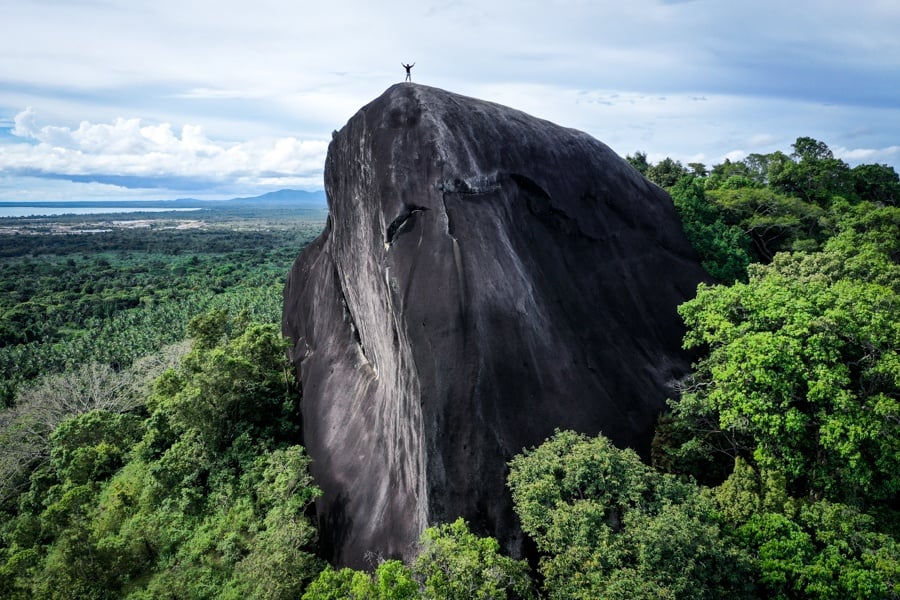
[625,150,650,175]
[3,140,899,598]
[302,518,534,600]
[0,312,320,599]
[667,203,899,505]
[507,430,753,599]
[668,176,752,282]
[707,186,826,260]
[646,156,688,188]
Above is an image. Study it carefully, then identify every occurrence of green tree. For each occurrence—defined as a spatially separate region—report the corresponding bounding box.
[626,151,650,175]
[186,306,233,349]
[646,157,688,188]
[711,461,900,599]
[666,204,900,504]
[303,519,533,600]
[852,163,900,205]
[771,137,855,205]
[302,562,419,600]
[0,311,319,599]
[708,158,752,186]
[707,186,826,260]
[791,136,833,162]
[49,410,142,487]
[302,565,380,599]
[507,430,753,600]
[1,352,181,510]
[147,315,300,454]
[743,153,776,185]
[669,176,753,282]
[687,162,708,177]
[413,518,534,600]
[225,446,324,599]
[115,314,316,598]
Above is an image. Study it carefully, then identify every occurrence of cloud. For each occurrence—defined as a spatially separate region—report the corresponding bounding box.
[834,145,900,165]
[746,134,779,149]
[1,108,329,195]
[1,0,898,200]
[12,107,38,138]
[174,88,270,100]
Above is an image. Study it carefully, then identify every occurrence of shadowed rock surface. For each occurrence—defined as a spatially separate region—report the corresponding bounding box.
[282,83,709,568]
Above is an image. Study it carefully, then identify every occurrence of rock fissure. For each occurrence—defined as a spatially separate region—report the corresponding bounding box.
[336,271,372,372]
[436,173,502,195]
[385,204,429,246]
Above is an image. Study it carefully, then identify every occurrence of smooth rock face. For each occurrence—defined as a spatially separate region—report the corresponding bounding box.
[283,83,709,567]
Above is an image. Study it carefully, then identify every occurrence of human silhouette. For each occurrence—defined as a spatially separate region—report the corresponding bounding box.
[402,62,415,82]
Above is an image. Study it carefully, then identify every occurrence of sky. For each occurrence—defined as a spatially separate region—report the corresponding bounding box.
[1,0,898,201]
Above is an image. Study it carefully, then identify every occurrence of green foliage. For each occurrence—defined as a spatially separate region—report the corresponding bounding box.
[187,306,234,349]
[714,465,900,600]
[117,317,316,599]
[413,518,534,600]
[0,409,146,598]
[669,176,753,282]
[710,457,793,524]
[224,446,324,599]
[852,163,900,205]
[667,206,900,504]
[1,354,182,510]
[655,195,900,598]
[635,138,896,271]
[49,410,142,486]
[707,157,755,187]
[778,511,896,598]
[303,519,533,600]
[148,317,300,453]
[707,186,826,260]
[0,310,320,598]
[507,430,753,599]
[0,209,326,597]
[302,561,419,600]
[646,156,688,188]
[824,200,900,288]
[0,211,324,407]
[303,565,383,599]
[768,137,856,205]
[372,560,421,599]
[625,151,650,175]
[687,161,708,177]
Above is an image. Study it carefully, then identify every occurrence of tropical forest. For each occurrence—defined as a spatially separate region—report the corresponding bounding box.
[0,136,898,599]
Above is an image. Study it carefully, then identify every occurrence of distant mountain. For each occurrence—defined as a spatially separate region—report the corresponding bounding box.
[0,189,327,209]
[226,189,327,205]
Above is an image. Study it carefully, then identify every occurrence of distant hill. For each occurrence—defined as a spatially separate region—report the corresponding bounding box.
[217,189,327,207]
[0,189,327,210]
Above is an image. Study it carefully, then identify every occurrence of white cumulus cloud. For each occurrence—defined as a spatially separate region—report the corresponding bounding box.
[2,108,329,194]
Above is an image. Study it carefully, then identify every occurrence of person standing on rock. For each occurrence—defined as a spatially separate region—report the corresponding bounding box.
[402,62,415,82]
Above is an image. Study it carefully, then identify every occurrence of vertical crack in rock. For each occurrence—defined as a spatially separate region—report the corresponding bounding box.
[438,190,469,336]
[385,204,429,247]
[283,83,711,568]
[335,265,373,372]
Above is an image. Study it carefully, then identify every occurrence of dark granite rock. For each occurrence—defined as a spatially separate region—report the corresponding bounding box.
[282,83,709,568]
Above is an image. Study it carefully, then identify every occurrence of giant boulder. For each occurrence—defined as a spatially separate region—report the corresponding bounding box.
[283,83,709,567]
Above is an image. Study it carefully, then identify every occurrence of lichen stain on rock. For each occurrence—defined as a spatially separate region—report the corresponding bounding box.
[282,83,710,568]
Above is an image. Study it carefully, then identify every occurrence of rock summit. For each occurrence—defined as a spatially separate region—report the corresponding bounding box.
[283,83,708,567]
